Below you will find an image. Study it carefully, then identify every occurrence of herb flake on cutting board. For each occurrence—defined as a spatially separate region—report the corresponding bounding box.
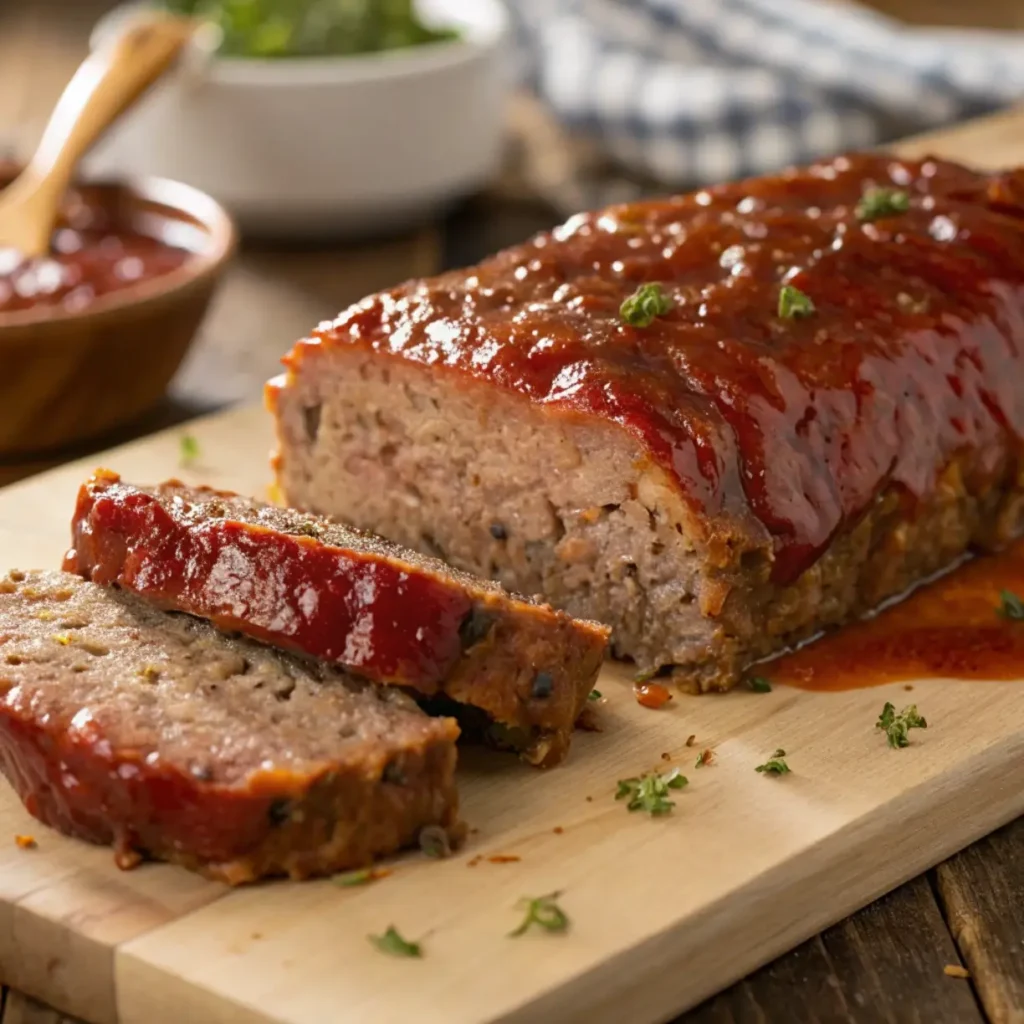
[616,767,688,815]
[369,925,422,958]
[876,702,927,748]
[179,433,200,467]
[694,748,714,768]
[755,749,791,775]
[509,892,569,937]
[747,676,772,693]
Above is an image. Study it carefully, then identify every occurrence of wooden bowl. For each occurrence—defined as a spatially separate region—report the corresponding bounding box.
[0,170,235,458]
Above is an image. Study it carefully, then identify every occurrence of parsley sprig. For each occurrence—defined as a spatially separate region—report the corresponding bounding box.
[179,433,200,467]
[615,767,688,815]
[998,590,1024,620]
[369,925,422,958]
[755,749,791,775]
[876,702,927,748]
[748,676,772,693]
[620,283,673,328]
[778,284,815,320]
[509,892,570,937]
[856,186,910,222]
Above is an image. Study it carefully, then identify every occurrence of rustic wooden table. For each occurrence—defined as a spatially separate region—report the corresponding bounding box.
[2,3,1024,1022]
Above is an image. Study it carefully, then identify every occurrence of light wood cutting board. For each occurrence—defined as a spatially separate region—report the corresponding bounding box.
[1,107,1024,1024]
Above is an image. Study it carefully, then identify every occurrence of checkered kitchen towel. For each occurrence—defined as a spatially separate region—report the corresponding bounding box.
[505,0,1024,210]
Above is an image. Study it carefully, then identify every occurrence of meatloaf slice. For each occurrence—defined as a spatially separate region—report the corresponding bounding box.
[267,153,1024,691]
[0,570,460,884]
[64,470,608,767]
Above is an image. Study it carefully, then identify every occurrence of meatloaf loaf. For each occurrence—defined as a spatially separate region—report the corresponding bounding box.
[268,153,1024,691]
[0,569,460,883]
[64,470,608,767]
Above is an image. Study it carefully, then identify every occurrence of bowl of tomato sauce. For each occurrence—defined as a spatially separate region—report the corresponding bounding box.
[0,167,235,458]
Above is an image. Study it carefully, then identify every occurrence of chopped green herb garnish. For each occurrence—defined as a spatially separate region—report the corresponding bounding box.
[615,767,688,815]
[998,590,1024,620]
[179,433,200,466]
[777,284,815,320]
[755,749,790,775]
[876,702,927,748]
[368,925,421,958]
[334,867,389,887]
[163,0,459,59]
[633,667,658,684]
[620,283,673,328]
[855,187,910,222]
[748,676,772,693]
[588,689,602,701]
[509,892,569,937]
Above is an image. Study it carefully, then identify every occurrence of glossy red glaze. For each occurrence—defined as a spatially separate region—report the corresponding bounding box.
[293,154,1024,582]
[0,693,293,866]
[0,196,190,315]
[762,537,1024,690]
[64,472,473,692]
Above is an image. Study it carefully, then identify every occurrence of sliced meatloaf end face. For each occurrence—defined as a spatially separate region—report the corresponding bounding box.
[269,346,737,688]
[0,570,460,884]
[64,471,609,767]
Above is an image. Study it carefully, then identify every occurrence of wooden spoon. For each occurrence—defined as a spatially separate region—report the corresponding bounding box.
[0,12,196,259]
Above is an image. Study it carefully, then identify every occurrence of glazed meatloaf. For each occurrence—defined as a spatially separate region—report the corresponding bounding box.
[64,470,608,766]
[0,570,460,883]
[268,153,1024,691]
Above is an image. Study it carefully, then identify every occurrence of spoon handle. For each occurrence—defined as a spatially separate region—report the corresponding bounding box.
[4,13,195,257]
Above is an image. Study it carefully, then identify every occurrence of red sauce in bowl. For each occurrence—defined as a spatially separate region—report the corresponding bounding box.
[0,190,193,316]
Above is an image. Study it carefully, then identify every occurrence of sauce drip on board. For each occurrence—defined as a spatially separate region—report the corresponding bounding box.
[761,537,1024,690]
[0,191,191,315]
[300,153,1024,584]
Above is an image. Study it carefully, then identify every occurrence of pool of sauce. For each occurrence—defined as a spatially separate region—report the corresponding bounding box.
[0,192,191,315]
[303,153,1024,584]
[760,537,1024,690]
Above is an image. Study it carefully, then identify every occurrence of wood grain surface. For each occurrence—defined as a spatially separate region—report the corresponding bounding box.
[0,334,1023,1023]
[4,3,1024,1023]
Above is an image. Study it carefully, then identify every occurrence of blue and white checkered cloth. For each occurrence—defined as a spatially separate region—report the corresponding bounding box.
[507,0,1024,194]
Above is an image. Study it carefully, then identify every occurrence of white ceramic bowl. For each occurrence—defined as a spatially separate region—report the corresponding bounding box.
[88,1,510,237]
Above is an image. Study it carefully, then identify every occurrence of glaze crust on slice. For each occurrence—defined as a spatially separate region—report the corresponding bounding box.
[0,570,460,884]
[65,471,609,767]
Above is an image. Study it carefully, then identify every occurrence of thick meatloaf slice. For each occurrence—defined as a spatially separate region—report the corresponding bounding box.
[64,470,608,767]
[0,570,460,884]
[267,153,1024,691]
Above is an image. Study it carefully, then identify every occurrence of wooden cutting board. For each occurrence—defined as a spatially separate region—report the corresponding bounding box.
[1,107,1024,1024]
